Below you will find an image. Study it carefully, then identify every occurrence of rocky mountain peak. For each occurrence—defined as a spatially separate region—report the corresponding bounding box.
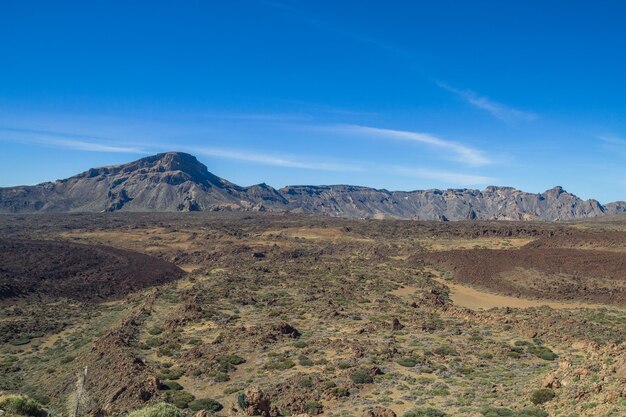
[75,151,230,189]
[130,152,220,185]
[544,185,566,196]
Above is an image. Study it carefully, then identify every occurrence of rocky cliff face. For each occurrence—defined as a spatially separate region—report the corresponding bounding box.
[1,152,624,220]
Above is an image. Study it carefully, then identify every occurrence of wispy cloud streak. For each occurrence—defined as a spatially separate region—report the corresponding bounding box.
[598,135,626,158]
[438,83,537,123]
[189,146,364,172]
[330,124,491,166]
[0,127,146,154]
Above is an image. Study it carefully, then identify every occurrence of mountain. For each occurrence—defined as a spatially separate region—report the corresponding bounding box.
[1,151,624,220]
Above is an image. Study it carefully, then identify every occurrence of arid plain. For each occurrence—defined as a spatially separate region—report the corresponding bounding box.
[1,213,625,417]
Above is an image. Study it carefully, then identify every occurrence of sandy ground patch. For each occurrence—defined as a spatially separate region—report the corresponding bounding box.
[436,278,622,311]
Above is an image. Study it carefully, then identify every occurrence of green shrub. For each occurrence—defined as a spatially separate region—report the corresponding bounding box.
[396,357,417,367]
[527,346,557,361]
[188,398,223,412]
[298,355,314,366]
[210,371,229,382]
[304,401,323,415]
[9,337,31,346]
[159,381,183,391]
[330,387,349,397]
[433,346,458,356]
[516,408,548,417]
[403,407,447,417]
[237,393,248,409]
[480,407,514,417]
[530,389,555,405]
[266,358,295,370]
[223,355,246,365]
[165,391,195,409]
[127,403,183,417]
[0,395,48,417]
[217,355,245,369]
[298,377,313,389]
[480,408,547,417]
[158,368,184,380]
[145,337,163,348]
[349,369,373,384]
[148,326,164,335]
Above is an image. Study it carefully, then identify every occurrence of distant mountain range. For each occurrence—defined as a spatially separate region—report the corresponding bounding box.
[1,152,625,220]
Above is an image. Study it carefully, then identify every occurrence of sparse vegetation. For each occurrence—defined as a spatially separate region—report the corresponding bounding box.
[1,213,624,417]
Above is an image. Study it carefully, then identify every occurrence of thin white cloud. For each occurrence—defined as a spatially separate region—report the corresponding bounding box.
[46,138,145,153]
[598,135,626,158]
[393,166,495,186]
[330,124,491,166]
[598,135,626,146]
[438,83,537,123]
[0,128,146,154]
[188,146,364,172]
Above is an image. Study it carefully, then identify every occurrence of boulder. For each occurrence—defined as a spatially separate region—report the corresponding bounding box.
[542,373,561,389]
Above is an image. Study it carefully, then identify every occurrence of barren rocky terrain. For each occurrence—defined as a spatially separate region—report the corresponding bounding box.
[1,212,625,417]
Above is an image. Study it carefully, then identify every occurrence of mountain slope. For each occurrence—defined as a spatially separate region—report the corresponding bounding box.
[0,152,284,213]
[1,151,624,220]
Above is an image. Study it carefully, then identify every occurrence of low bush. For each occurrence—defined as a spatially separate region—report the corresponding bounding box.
[396,357,417,367]
[218,355,245,366]
[330,387,349,397]
[403,407,448,417]
[297,377,313,389]
[0,395,47,417]
[527,346,557,361]
[127,403,183,417]
[298,355,314,366]
[9,337,30,346]
[304,401,323,415]
[237,393,248,409]
[158,368,184,380]
[349,369,373,384]
[266,358,295,371]
[165,391,195,409]
[480,407,548,417]
[148,326,164,335]
[530,389,555,405]
[517,408,548,417]
[188,398,223,412]
[433,346,458,356]
[159,381,183,391]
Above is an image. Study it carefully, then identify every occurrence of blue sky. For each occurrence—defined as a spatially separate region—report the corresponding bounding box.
[1,1,626,203]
